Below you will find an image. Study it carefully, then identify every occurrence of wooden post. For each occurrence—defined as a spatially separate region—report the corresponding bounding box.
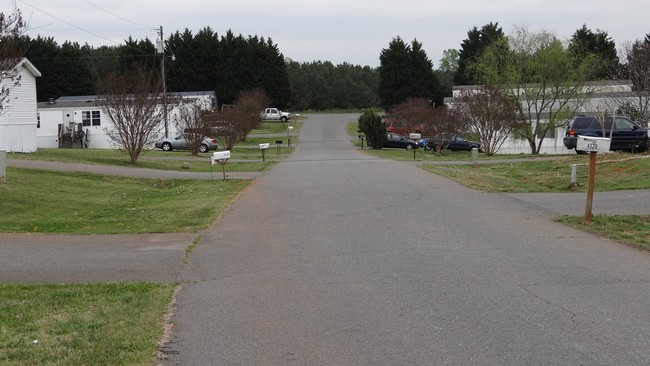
[219,159,228,181]
[584,151,597,224]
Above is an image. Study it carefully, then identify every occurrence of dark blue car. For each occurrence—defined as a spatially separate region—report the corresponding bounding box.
[418,134,481,152]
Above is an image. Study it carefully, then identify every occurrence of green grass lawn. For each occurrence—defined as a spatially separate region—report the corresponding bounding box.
[558,215,650,251]
[250,121,303,134]
[420,154,650,193]
[0,168,249,234]
[0,283,174,365]
[8,148,278,172]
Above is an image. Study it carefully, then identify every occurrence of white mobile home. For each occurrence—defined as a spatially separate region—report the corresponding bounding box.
[36,91,217,149]
[0,58,41,153]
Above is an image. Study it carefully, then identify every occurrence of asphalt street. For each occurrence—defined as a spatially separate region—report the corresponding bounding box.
[161,114,650,365]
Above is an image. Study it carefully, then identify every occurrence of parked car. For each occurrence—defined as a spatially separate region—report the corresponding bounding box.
[419,134,481,152]
[260,107,291,122]
[384,132,419,150]
[155,135,218,153]
[563,116,649,153]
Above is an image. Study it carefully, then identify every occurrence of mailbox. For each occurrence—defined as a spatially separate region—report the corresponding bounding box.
[409,133,421,140]
[213,150,231,160]
[577,135,611,153]
[259,143,270,149]
[288,126,294,131]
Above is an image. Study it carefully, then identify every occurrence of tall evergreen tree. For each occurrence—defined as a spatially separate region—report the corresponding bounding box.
[568,24,620,79]
[379,37,440,110]
[215,31,290,107]
[455,22,505,85]
[117,37,157,72]
[167,27,220,92]
[379,37,411,110]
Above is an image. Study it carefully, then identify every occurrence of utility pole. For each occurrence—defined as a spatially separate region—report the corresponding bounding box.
[157,26,168,138]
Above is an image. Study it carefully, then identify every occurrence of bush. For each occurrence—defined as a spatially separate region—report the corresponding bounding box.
[358,109,386,149]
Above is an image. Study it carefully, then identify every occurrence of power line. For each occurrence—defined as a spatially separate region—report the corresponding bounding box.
[18,0,119,45]
[82,0,153,30]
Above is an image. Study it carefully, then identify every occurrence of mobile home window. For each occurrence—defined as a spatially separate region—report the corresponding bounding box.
[82,110,101,126]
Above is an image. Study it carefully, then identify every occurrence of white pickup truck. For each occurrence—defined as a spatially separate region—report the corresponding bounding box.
[260,107,291,122]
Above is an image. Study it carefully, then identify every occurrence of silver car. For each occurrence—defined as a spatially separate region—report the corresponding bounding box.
[155,135,218,153]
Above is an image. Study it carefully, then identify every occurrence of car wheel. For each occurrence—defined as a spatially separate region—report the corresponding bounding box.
[281,116,288,122]
[162,142,172,151]
[199,144,209,153]
[406,144,414,150]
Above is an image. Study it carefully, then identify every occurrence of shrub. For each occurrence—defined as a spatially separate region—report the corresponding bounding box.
[358,109,386,149]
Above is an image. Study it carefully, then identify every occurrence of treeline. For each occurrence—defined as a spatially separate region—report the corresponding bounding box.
[287,61,378,110]
[16,29,382,110]
[16,28,291,108]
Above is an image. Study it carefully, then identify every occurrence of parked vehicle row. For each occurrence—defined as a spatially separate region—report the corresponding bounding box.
[381,132,482,152]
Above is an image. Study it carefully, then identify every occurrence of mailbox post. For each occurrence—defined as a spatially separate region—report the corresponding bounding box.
[287,125,294,147]
[275,140,283,156]
[409,133,421,161]
[576,136,611,224]
[211,150,231,181]
[259,143,270,162]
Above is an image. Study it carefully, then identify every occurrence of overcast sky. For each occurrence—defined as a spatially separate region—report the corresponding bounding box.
[13,0,650,68]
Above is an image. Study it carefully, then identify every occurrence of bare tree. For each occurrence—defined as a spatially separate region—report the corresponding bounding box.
[612,37,650,125]
[0,2,26,114]
[209,108,238,150]
[422,106,468,154]
[452,86,524,156]
[174,101,214,155]
[234,88,270,141]
[388,97,430,133]
[97,67,177,164]
[214,89,270,150]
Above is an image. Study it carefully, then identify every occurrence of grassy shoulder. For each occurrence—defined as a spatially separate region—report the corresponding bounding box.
[0,283,174,365]
[0,168,249,234]
[558,215,650,251]
[420,154,650,193]
[8,147,286,173]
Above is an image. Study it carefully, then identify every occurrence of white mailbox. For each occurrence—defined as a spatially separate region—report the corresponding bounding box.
[287,126,294,131]
[210,150,230,165]
[577,135,611,153]
[409,133,421,140]
[259,143,270,149]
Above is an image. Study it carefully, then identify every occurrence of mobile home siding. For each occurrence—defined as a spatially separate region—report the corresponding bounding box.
[0,59,40,153]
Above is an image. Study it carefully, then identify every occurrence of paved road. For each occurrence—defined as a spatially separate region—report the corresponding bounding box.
[162,114,650,365]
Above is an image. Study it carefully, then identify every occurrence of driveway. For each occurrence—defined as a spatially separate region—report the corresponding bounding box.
[162,114,650,365]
